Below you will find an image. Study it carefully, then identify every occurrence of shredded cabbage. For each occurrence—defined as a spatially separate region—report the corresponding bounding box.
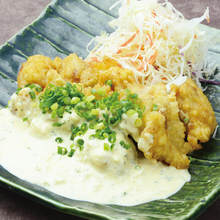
[87,0,211,86]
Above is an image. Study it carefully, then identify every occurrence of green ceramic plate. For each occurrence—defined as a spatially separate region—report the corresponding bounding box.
[0,0,219,219]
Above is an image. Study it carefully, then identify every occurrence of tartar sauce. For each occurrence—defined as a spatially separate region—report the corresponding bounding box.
[0,106,190,206]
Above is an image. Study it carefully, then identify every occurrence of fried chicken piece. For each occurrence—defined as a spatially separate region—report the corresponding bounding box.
[18,55,54,88]
[58,54,86,82]
[18,54,86,88]
[132,83,190,169]
[80,56,135,91]
[171,78,217,150]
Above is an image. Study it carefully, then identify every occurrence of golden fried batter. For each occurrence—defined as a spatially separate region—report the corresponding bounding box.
[18,54,86,88]
[132,83,190,169]
[17,54,217,169]
[171,78,217,150]
[18,55,53,88]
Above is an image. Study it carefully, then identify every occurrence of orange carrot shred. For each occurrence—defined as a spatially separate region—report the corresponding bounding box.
[121,30,139,47]
[116,49,122,54]
[148,51,158,65]
[90,57,99,62]
[152,10,156,18]
[146,33,153,47]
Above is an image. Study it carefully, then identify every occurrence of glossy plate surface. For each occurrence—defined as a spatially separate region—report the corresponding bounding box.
[0,0,220,219]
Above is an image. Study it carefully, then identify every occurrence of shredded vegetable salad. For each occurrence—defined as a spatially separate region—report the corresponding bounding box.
[87,0,211,86]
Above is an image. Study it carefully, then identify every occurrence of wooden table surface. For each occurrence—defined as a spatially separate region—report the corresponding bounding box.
[0,0,219,219]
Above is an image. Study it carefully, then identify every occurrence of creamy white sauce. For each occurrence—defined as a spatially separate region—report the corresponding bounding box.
[0,107,190,206]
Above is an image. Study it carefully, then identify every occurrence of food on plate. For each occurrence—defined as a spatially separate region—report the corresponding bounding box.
[172,79,217,150]
[17,54,217,169]
[0,0,217,205]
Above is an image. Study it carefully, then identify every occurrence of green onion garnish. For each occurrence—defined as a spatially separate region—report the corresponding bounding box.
[184,118,189,124]
[105,80,113,87]
[55,137,63,143]
[29,91,36,100]
[22,117,28,122]
[52,122,64,127]
[120,140,131,150]
[152,104,158,111]
[104,143,110,151]
[57,146,67,155]
[68,149,75,157]
[135,118,142,127]
[16,88,22,95]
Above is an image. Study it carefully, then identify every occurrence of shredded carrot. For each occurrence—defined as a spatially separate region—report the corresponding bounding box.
[206,15,210,23]
[116,49,122,54]
[121,31,139,47]
[90,57,99,62]
[137,63,145,71]
[146,33,153,47]
[129,60,139,68]
[152,10,156,18]
[148,51,158,65]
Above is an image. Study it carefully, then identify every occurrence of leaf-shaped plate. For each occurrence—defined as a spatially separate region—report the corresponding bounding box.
[0,0,219,219]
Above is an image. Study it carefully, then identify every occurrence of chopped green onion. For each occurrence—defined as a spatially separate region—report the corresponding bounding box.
[135,118,142,127]
[120,140,131,150]
[71,97,80,105]
[96,88,106,96]
[52,122,64,127]
[51,103,58,111]
[110,144,115,151]
[76,138,84,151]
[16,88,22,95]
[63,97,71,105]
[29,91,36,100]
[108,133,116,144]
[77,139,84,145]
[91,109,99,116]
[128,93,138,99]
[35,85,43,92]
[91,88,96,94]
[126,109,137,117]
[57,106,65,117]
[57,146,67,155]
[22,117,28,122]
[80,122,88,133]
[95,122,105,130]
[104,143,110,151]
[68,149,75,157]
[51,110,57,119]
[86,95,95,102]
[103,133,108,138]
[70,143,75,149]
[55,137,63,143]
[184,118,189,124]
[152,104,158,111]
[105,80,113,87]
[62,90,68,96]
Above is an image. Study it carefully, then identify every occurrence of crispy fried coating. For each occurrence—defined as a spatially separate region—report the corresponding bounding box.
[18,55,54,88]
[132,83,190,169]
[171,78,217,150]
[17,54,217,169]
[80,56,135,91]
[18,54,86,88]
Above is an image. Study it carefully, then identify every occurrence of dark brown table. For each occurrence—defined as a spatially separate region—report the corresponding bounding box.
[0,0,219,219]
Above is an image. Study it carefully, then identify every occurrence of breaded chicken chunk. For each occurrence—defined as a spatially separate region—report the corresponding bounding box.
[18,54,86,88]
[171,78,217,150]
[132,83,191,169]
